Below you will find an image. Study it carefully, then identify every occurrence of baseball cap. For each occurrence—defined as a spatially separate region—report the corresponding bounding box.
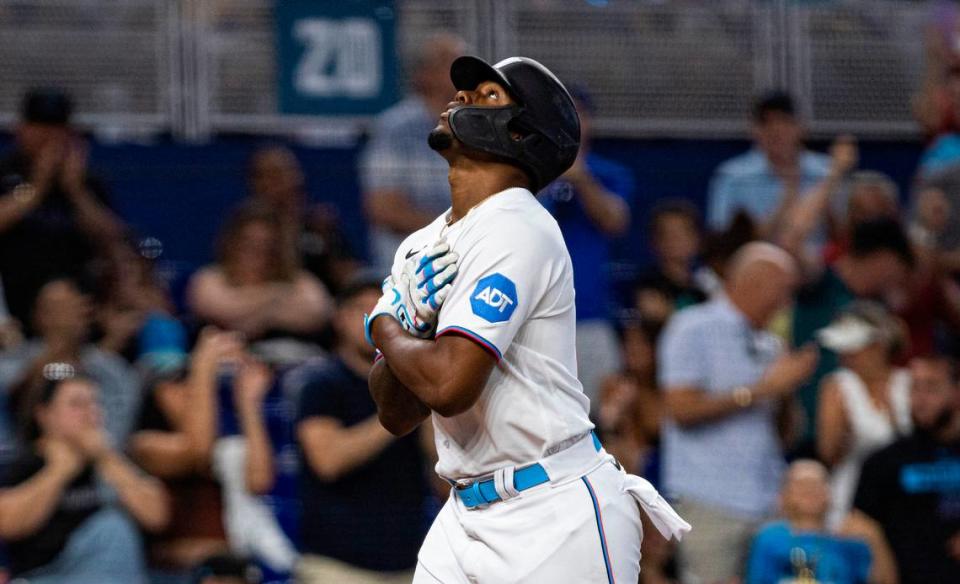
[21,87,73,125]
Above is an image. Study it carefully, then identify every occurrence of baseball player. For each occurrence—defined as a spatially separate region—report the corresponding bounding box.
[365,55,690,583]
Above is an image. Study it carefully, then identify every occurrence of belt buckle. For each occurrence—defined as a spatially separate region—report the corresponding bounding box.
[456,479,491,509]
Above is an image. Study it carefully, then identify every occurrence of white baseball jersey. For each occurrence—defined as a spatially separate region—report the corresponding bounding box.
[389,187,594,480]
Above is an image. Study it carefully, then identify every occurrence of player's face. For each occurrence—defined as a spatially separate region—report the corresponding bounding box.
[431,80,515,145]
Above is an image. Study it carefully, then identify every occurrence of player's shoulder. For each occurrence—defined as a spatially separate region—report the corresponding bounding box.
[468,188,566,252]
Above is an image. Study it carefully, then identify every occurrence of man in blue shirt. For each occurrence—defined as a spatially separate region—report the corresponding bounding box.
[658,242,818,583]
[747,460,884,584]
[707,92,831,237]
[540,85,634,404]
[295,278,430,584]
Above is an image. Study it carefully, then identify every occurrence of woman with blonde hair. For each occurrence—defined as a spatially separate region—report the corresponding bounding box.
[816,301,912,528]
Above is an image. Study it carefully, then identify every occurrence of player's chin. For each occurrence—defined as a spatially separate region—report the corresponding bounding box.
[427,126,455,152]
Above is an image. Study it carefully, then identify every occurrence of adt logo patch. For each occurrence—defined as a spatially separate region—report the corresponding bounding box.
[471,273,518,323]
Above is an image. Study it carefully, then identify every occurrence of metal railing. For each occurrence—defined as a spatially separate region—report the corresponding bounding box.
[0,0,935,141]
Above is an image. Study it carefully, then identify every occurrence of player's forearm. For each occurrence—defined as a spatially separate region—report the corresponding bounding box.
[372,318,483,417]
[368,357,430,436]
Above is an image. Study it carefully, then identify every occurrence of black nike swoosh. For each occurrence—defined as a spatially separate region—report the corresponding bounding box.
[405,248,418,259]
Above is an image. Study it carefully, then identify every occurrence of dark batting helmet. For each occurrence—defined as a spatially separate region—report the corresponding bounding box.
[446,55,581,192]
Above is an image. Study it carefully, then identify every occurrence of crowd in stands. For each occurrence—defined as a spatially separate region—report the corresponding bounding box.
[0,30,959,584]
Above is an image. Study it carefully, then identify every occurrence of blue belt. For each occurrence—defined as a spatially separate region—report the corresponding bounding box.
[455,433,603,509]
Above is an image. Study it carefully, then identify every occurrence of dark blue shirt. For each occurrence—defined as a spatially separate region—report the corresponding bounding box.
[746,522,871,584]
[541,153,634,321]
[295,358,429,571]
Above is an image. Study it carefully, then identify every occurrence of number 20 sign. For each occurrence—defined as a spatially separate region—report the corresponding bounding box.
[278,0,399,115]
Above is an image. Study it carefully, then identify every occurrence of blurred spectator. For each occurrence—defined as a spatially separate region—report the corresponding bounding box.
[914,13,960,142]
[815,302,913,528]
[211,356,295,578]
[0,277,142,450]
[634,200,707,334]
[658,242,818,583]
[359,33,466,275]
[187,204,333,344]
[771,135,859,268]
[598,321,662,482]
[596,372,660,479]
[792,218,915,455]
[129,329,243,583]
[540,84,633,402]
[0,372,168,582]
[0,278,22,471]
[910,185,952,252]
[854,355,960,584]
[815,178,960,363]
[746,460,897,584]
[824,171,900,265]
[707,91,831,236]
[0,88,124,331]
[697,212,761,298]
[295,278,430,583]
[190,553,261,584]
[246,145,359,295]
[92,236,182,364]
[909,180,960,285]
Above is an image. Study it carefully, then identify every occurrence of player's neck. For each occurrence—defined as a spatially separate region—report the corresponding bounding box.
[447,161,530,223]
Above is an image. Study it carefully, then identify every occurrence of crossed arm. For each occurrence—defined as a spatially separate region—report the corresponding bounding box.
[368,317,496,435]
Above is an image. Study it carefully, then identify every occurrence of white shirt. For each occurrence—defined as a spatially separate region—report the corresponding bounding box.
[826,367,912,528]
[389,188,594,480]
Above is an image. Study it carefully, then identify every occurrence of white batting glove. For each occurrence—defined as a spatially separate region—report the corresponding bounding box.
[405,240,459,323]
[364,274,432,346]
